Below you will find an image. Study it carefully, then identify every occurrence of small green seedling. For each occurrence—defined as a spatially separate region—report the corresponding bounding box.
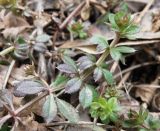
[68,21,87,39]
[123,107,149,129]
[108,11,139,39]
[90,97,120,124]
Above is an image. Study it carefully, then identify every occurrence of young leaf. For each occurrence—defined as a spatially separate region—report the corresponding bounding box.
[93,67,103,82]
[78,60,93,71]
[90,35,109,51]
[107,97,120,111]
[79,86,93,108]
[42,94,57,123]
[108,13,119,31]
[17,36,26,44]
[36,34,50,43]
[14,80,45,97]
[65,77,82,93]
[115,46,136,53]
[62,55,77,71]
[56,98,79,123]
[57,64,77,74]
[110,48,122,61]
[102,69,114,85]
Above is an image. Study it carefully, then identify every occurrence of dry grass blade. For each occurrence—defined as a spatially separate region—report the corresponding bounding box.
[59,40,102,54]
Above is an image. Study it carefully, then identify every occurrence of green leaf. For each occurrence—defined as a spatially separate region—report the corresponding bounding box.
[115,46,136,53]
[110,48,122,61]
[56,98,79,123]
[108,13,119,30]
[139,107,148,120]
[17,36,26,44]
[120,2,129,13]
[124,25,139,35]
[79,86,93,108]
[0,124,10,131]
[51,74,68,87]
[102,69,114,85]
[42,94,57,123]
[107,97,120,111]
[62,55,77,71]
[36,34,50,43]
[90,35,109,51]
[110,113,118,122]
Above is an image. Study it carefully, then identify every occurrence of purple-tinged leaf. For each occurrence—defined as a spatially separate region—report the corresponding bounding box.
[77,56,89,63]
[56,98,79,123]
[79,86,93,108]
[77,56,94,70]
[14,80,45,97]
[78,60,93,70]
[42,94,57,123]
[0,89,13,110]
[65,78,82,93]
[33,42,47,53]
[93,67,103,82]
[57,64,77,74]
[96,43,108,52]
[62,55,77,71]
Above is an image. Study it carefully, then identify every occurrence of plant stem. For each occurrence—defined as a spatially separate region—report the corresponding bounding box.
[0,33,120,126]
[81,33,120,80]
[96,49,110,66]
[0,46,15,57]
[0,86,64,124]
[59,1,85,30]
[110,33,120,48]
[43,121,106,126]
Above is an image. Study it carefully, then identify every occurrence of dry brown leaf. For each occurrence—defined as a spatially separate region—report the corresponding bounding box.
[2,26,31,38]
[88,24,115,40]
[152,91,160,111]
[152,12,160,32]
[60,39,102,54]
[125,0,149,3]
[117,40,160,46]
[15,115,47,131]
[135,78,158,104]
[0,11,32,38]
[133,31,160,39]
[140,12,153,32]
[9,65,29,86]
[81,5,91,20]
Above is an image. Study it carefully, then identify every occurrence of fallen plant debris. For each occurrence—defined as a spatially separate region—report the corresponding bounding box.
[0,0,160,131]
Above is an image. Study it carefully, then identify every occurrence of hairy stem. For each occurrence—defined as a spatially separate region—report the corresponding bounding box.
[81,33,120,80]
[0,46,15,57]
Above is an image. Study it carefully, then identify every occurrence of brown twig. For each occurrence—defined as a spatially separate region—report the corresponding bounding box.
[0,86,64,125]
[2,60,15,89]
[43,121,106,126]
[59,1,86,30]
[135,0,155,23]
[114,61,159,79]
